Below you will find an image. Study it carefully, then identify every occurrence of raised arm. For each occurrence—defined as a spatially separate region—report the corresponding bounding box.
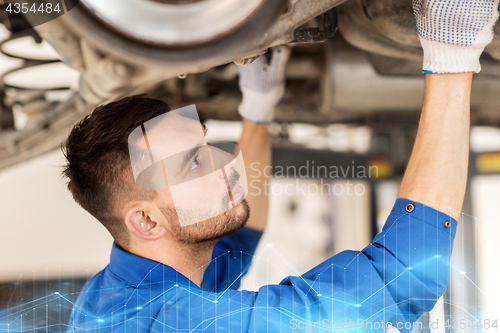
[397,73,472,221]
[238,119,271,231]
[398,0,500,220]
[236,46,290,231]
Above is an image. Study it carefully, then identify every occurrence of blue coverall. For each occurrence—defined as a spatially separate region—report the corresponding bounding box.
[67,198,457,332]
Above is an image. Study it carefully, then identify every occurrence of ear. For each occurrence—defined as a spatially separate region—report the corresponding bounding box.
[124,203,167,241]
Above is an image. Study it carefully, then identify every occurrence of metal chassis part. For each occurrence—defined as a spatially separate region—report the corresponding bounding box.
[32,0,348,103]
[337,0,500,62]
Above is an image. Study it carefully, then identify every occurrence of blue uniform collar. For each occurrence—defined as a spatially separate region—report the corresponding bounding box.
[109,242,200,290]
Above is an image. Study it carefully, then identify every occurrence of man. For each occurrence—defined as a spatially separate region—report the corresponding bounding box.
[65,1,499,332]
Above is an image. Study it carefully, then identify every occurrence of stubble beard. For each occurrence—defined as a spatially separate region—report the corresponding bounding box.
[160,199,250,245]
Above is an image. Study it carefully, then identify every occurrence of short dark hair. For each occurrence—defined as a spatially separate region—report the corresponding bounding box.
[62,95,171,247]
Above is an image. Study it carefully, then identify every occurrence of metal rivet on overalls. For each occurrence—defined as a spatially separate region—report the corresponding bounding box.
[405,204,414,212]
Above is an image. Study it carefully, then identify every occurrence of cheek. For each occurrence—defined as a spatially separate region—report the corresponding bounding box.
[168,172,230,226]
[198,170,229,200]
[168,162,227,206]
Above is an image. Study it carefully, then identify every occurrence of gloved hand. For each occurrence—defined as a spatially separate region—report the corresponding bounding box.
[237,46,290,124]
[413,0,500,73]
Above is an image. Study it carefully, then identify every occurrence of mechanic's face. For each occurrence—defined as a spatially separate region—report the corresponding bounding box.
[129,107,249,241]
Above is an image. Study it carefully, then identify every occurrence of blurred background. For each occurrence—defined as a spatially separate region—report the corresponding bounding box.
[1,0,500,332]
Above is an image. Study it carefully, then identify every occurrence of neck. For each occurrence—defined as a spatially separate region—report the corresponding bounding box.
[128,239,217,287]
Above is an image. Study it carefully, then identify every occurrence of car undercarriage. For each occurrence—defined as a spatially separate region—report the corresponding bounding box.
[1,0,500,170]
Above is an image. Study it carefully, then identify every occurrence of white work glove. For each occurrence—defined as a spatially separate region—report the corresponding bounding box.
[238,46,290,124]
[413,0,500,73]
